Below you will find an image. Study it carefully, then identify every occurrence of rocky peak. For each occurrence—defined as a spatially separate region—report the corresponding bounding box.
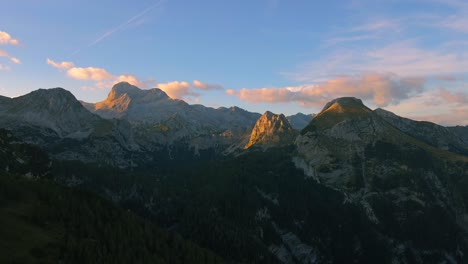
[320,97,370,115]
[11,88,84,113]
[92,82,170,118]
[0,88,100,137]
[245,111,295,149]
[107,82,169,102]
[108,82,144,100]
[302,97,373,133]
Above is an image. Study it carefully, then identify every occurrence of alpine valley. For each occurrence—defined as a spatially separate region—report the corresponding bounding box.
[1,82,468,264]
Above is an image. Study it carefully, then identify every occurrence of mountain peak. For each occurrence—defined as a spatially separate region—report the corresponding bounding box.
[320,97,369,114]
[108,82,144,100]
[17,88,82,110]
[302,97,372,133]
[245,111,295,149]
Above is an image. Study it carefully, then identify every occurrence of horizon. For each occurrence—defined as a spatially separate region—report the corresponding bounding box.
[1,0,467,125]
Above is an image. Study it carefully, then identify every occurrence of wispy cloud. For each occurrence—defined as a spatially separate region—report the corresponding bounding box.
[46,58,74,70]
[350,19,402,33]
[324,34,377,46]
[286,40,468,83]
[383,88,468,125]
[71,0,164,56]
[0,31,21,69]
[0,49,20,64]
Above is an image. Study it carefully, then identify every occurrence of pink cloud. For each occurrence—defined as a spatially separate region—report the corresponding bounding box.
[0,49,20,66]
[0,31,19,45]
[157,80,224,99]
[46,58,74,70]
[227,73,425,108]
[436,89,468,104]
[157,81,193,99]
[193,80,223,90]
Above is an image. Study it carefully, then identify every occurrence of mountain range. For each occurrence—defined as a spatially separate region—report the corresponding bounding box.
[1,82,467,263]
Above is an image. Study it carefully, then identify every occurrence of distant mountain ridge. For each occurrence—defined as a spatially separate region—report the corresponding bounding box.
[286,112,315,130]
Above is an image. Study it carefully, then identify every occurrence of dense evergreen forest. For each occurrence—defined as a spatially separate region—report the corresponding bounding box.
[0,129,228,263]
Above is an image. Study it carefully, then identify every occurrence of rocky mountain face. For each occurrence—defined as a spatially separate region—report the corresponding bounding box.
[84,82,260,147]
[286,113,315,130]
[0,88,100,138]
[0,83,262,166]
[0,88,139,167]
[295,97,468,263]
[245,111,297,149]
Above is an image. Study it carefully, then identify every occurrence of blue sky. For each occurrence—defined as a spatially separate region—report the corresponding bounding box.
[0,0,467,125]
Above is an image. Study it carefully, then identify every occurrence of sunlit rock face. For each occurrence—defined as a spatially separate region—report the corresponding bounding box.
[245,111,296,149]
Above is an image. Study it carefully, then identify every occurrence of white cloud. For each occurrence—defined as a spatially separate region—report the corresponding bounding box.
[10,57,20,64]
[47,58,145,89]
[47,59,221,98]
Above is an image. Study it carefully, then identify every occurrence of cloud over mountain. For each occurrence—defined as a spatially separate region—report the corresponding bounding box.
[227,73,425,108]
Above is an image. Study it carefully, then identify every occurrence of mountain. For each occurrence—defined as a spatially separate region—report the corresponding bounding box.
[0,88,139,167]
[0,88,100,138]
[245,111,296,149]
[286,113,315,130]
[374,108,468,156]
[295,97,468,262]
[2,85,468,263]
[448,125,468,144]
[84,82,260,145]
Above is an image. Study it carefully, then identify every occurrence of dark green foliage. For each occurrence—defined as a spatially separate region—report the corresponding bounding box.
[0,174,227,264]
